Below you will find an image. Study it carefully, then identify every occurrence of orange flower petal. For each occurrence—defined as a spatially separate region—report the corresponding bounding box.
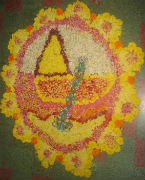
[92,149,100,156]
[6,87,11,93]
[128,76,135,84]
[56,155,63,162]
[13,113,18,120]
[8,55,14,62]
[32,137,37,144]
[115,120,123,128]
[26,25,33,32]
[90,13,97,20]
[56,8,63,16]
[115,41,123,48]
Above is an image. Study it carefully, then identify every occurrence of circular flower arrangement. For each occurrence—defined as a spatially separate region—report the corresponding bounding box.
[0,1,144,178]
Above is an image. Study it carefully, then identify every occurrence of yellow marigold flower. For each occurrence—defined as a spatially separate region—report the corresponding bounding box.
[37,151,43,161]
[8,30,29,57]
[84,169,91,178]
[118,42,144,72]
[97,124,123,155]
[0,92,19,117]
[1,61,17,88]
[13,116,33,143]
[91,12,122,42]
[63,149,92,177]
[65,164,72,171]
[33,8,56,30]
[114,87,140,122]
[49,155,56,165]
[64,1,90,19]
[42,160,49,168]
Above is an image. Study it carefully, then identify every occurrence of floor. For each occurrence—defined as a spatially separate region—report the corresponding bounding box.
[0,0,145,180]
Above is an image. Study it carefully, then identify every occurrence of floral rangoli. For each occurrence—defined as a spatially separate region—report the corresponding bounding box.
[0,1,144,178]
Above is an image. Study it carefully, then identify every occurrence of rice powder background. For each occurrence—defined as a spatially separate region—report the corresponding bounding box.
[0,0,145,180]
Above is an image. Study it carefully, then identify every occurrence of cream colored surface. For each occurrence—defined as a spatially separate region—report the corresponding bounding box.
[21,30,50,73]
[21,25,114,75]
[58,25,114,75]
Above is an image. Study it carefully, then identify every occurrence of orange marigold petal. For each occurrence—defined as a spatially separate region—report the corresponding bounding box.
[6,87,11,93]
[115,41,123,48]
[92,149,100,156]
[128,76,135,84]
[115,120,123,128]
[8,55,14,62]
[56,155,63,162]
[56,8,63,15]
[91,13,97,20]
[26,25,33,31]
[13,113,18,120]
[32,137,37,144]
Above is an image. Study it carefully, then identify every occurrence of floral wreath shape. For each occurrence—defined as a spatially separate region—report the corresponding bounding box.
[0,1,144,178]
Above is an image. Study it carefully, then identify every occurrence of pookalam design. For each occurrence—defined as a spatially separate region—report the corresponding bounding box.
[0,1,144,178]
